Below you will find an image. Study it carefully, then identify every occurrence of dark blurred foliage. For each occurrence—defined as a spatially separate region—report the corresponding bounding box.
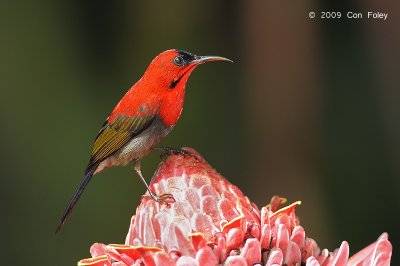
[1,0,399,265]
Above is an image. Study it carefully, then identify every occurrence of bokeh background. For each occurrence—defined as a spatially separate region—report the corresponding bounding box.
[1,1,399,265]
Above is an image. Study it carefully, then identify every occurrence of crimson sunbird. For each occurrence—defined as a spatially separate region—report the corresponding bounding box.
[56,49,231,233]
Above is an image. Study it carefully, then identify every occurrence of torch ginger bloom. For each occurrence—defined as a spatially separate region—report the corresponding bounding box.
[78,148,392,266]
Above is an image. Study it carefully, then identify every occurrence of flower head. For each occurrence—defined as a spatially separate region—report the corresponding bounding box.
[78,148,392,266]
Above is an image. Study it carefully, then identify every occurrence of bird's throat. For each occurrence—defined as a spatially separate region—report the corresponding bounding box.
[170,65,196,89]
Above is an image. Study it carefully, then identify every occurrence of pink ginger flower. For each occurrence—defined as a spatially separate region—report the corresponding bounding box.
[78,148,392,266]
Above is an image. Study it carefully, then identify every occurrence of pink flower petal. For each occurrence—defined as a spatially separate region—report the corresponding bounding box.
[218,198,241,222]
[224,255,248,266]
[153,251,175,266]
[218,236,228,262]
[250,223,261,240]
[306,256,321,266]
[327,241,349,266]
[226,228,245,251]
[189,232,206,251]
[304,238,320,259]
[291,226,305,249]
[274,224,289,255]
[200,195,220,225]
[90,243,107,257]
[176,256,198,266]
[78,255,111,266]
[191,213,214,240]
[240,238,261,265]
[222,215,244,235]
[348,234,392,266]
[260,224,272,249]
[265,248,283,266]
[195,246,218,266]
[373,251,392,266]
[283,240,301,265]
[316,248,329,265]
[275,214,291,230]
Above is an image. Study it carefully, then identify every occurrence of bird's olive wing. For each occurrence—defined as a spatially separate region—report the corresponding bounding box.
[87,114,155,170]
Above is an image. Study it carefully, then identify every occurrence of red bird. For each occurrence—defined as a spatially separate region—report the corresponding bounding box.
[56,49,231,232]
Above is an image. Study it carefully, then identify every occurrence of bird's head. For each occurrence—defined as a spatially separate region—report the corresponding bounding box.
[138,49,231,127]
[143,49,232,91]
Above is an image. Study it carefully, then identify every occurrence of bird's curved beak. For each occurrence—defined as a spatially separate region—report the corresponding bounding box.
[192,55,233,64]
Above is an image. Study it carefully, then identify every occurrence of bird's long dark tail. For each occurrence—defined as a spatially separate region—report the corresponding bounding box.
[55,166,97,233]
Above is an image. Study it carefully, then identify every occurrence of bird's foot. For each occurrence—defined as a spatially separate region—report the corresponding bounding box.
[154,147,199,161]
[141,192,176,206]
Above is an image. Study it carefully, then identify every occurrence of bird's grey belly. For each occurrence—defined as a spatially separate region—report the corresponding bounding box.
[95,118,171,173]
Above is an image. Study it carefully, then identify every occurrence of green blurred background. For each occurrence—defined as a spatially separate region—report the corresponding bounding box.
[1,1,399,265]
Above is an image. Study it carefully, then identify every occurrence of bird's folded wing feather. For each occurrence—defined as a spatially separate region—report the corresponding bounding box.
[86,113,156,171]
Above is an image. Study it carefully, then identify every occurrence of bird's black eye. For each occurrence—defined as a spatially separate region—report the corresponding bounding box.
[173,56,185,66]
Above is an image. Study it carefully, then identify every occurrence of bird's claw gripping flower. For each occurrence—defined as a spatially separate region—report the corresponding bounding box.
[155,146,200,162]
[141,192,176,206]
[56,50,232,233]
[78,149,392,266]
